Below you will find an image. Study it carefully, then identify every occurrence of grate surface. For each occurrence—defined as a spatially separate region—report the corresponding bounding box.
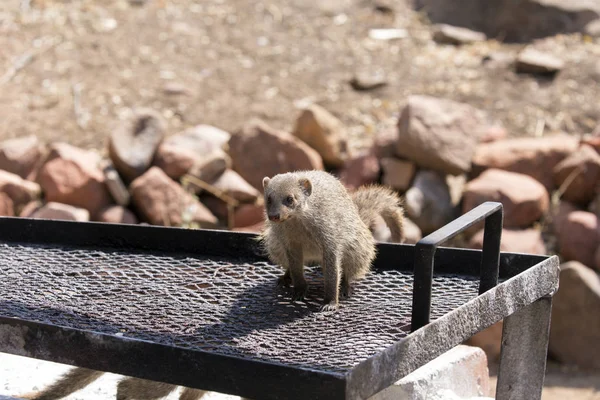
[0,242,480,373]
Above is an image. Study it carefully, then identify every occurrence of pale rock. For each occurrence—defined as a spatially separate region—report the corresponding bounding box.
[433,24,486,45]
[555,210,599,269]
[468,228,547,255]
[0,169,41,207]
[553,144,600,206]
[381,158,416,192]
[30,202,90,222]
[0,135,44,180]
[96,205,138,225]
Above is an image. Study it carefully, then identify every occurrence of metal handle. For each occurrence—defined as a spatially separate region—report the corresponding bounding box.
[411,201,504,332]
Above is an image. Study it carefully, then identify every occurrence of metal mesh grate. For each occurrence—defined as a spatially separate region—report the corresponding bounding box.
[0,242,480,373]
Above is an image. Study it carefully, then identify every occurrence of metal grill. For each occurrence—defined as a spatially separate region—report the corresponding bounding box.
[0,241,479,374]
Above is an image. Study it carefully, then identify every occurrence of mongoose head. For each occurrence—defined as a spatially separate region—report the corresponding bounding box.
[262,174,312,222]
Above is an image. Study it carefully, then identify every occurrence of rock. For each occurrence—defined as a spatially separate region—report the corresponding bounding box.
[37,143,113,218]
[381,158,416,192]
[154,125,231,180]
[405,170,457,235]
[339,153,381,190]
[234,203,264,228]
[596,247,600,271]
[200,196,229,220]
[463,169,549,229]
[554,144,600,206]
[582,133,600,154]
[0,135,44,180]
[108,108,166,182]
[516,47,564,75]
[210,169,261,203]
[552,200,580,234]
[479,125,508,143]
[96,205,138,225]
[292,104,349,168]
[403,218,422,244]
[471,134,579,191]
[468,228,547,255]
[395,95,490,175]
[371,345,490,400]
[30,202,90,222]
[102,162,130,206]
[0,169,41,207]
[433,24,486,45]
[0,192,14,216]
[350,71,388,91]
[186,152,230,183]
[229,119,324,190]
[130,167,218,228]
[162,82,191,96]
[373,126,397,158]
[232,221,264,234]
[549,262,600,370]
[556,210,599,269]
[19,200,42,217]
[413,0,600,42]
[465,321,503,363]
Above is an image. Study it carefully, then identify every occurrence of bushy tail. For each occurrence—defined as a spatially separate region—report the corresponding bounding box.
[351,185,405,243]
[21,368,103,400]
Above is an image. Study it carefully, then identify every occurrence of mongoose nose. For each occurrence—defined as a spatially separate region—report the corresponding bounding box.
[268,214,280,221]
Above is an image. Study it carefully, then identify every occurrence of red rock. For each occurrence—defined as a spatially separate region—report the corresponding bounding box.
[472,134,579,190]
[186,152,230,183]
[595,247,600,271]
[339,153,381,190]
[479,125,508,143]
[234,203,264,228]
[554,144,600,206]
[232,221,264,234]
[200,196,229,220]
[0,169,41,207]
[463,169,549,228]
[30,202,90,221]
[373,126,397,158]
[553,200,580,234]
[130,167,218,228]
[109,108,166,182]
[468,228,547,255]
[582,134,600,154]
[395,95,490,175]
[292,104,349,168]
[37,143,113,218]
[550,262,600,369]
[556,210,599,269]
[19,200,42,217]
[229,119,324,190]
[154,125,231,180]
[96,205,138,224]
[0,135,44,180]
[0,193,14,216]
[380,157,416,192]
[210,169,261,203]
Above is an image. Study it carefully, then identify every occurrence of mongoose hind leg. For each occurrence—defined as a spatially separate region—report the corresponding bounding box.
[340,274,353,299]
[178,387,207,400]
[286,244,307,301]
[116,377,178,400]
[321,250,341,312]
[276,268,292,287]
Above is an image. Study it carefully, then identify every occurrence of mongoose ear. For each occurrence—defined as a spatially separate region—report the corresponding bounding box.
[262,177,271,189]
[298,178,312,196]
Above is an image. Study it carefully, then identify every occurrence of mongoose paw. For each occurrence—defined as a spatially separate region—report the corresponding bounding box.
[277,274,292,287]
[340,284,353,299]
[291,285,308,301]
[320,302,339,312]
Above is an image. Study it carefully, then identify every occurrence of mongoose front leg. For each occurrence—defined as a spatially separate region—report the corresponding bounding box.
[340,274,353,299]
[321,250,341,311]
[276,268,292,287]
[286,244,307,301]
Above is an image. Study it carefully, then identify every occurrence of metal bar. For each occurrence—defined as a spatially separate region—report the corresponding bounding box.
[411,202,503,331]
[496,296,553,400]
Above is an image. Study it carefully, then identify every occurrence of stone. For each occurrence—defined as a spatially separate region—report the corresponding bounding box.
[468,228,547,255]
[371,345,490,400]
[471,134,579,191]
[479,125,508,143]
[210,169,261,203]
[465,321,504,363]
[350,71,388,91]
[37,143,113,218]
[130,167,218,228]
[102,161,130,206]
[403,218,423,245]
[595,247,600,271]
[433,24,486,45]
[234,203,264,228]
[187,152,230,183]
[381,158,416,192]
[373,126,397,159]
[154,125,231,180]
[19,200,42,217]
[395,95,490,175]
[339,153,381,190]
[229,119,323,191]
[405,170,457,235]
[556,210,599,269]
[549,262,600,370]
[30,202,90,222]
[96,205,138,225]
[582,133,600,154]
[554,144,600,206]
[516,48,565,75]
[292,104,349,168]
[0,135,44,180]
[413,0,600,42]
[200,195,229,220]
[108,108,166,182]
[0,192,14,216]
[552,200,580,234]
[463,169,549,229]
[589,190,600,219]
[0,169,41,207]
[232,221,264,234]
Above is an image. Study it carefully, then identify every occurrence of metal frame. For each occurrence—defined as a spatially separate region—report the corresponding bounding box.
[0,202,559,400]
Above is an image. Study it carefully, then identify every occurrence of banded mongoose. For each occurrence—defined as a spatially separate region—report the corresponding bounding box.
[260,170,405,311]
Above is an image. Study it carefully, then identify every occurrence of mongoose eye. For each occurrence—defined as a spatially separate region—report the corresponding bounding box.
[285,195,294,205]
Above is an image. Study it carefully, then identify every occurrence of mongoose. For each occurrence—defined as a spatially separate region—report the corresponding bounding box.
[260,170,405,311]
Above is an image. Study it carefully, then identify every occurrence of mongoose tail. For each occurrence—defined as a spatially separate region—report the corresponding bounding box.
[22,368,103,400]
[351,185,405,243]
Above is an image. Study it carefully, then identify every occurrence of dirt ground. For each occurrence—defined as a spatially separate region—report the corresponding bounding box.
[1,0,600,398]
